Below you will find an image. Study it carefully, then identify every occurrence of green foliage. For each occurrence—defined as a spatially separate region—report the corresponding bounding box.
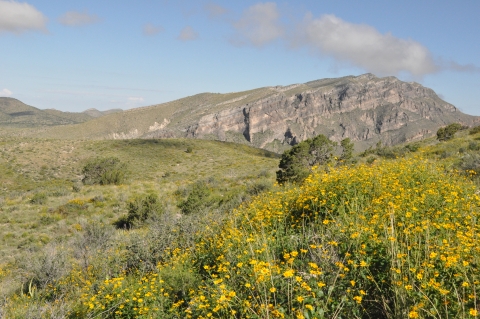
[339,137,354,162]
[29,193,47,205]
[276,134,337,184]
[81,157,127,185]
[436,123,463,141]
[115,194,164,229]
[404,142,421,152]
[178,181,213,214]
[469,125,480,135]
[468,141,480,151]
[246,179,272,196]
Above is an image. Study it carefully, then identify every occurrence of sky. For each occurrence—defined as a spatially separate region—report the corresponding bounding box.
[0,0,479,116]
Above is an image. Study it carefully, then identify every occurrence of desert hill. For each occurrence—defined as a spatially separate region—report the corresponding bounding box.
[0,98,123,129]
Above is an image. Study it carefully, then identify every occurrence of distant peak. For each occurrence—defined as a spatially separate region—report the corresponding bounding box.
[356,73,377,80]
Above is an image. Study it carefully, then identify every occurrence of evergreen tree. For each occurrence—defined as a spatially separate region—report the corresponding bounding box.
[276,134,336,184]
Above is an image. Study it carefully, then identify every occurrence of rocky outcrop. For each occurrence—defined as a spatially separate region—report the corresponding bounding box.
[144,74,479,152]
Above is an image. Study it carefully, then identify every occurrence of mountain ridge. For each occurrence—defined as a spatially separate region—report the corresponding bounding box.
[0,97,123,127]
[3,74,479,151]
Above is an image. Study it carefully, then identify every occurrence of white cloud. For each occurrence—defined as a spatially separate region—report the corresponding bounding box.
[58,10,100,27]
[178,26,198,41]
[143,23,163,36]
[0,88,12,96]
[442,60,480,73]
[128,97,144,102]
[205,2,227,19]
[0,0,47,34]
[295,14,438,77]
[231,2,283,47]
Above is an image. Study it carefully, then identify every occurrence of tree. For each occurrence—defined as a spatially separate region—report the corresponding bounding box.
[339,138,354,162]
[276,134,337,184]
[436,123,462,141]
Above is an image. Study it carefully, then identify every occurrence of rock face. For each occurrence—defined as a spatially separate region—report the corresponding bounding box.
[145,74,479,152]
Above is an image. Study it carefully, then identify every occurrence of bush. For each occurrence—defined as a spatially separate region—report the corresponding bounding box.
[246,180,272,196]
[457,152,480,176]
[115,194,164,229]
[178,181,213,214]
[339,137,354,162]
[436,123,463,141]
[469,125,480,135]
[73,221,114,269]
[468,141,480,151]
[81,157,127,185]
[30,193,47,205]
[19,244,69,291]
[404,142,420,152]
[276,134,337,184]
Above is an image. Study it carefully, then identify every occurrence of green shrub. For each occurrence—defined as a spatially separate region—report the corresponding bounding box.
[404,142,420,152]
[436,123,462,141]
[276,134,337,184]
[178,181,213,215]
[468,141,480,151]
[247,180,272,196]
[469,125,480,135]
[81,157,127,185]
[30,193,47,205]
[339,137,354,162]
[115,194,164,229]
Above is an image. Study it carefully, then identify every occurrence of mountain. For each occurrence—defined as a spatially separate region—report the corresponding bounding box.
[145,73,479,152]
[82,108,123,118]
[0,98,94,126]
[6,74,480,151]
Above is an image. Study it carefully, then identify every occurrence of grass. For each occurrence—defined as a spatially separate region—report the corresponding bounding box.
[0,137,279,265]
[0,128,479,318]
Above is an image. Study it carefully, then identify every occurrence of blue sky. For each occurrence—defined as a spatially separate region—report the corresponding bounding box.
[1,0,479,115]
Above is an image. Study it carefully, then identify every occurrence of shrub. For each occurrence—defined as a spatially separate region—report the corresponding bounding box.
[73,221,114,269]
[81,157,127,185]
[178,181,213,215]
[30,193,47,205]
[276,134,337,184]
[246,180,272,196]
[468,141,480,151]
[339,137,354,162]
[436,123,462,141]
[115,194,164,229]
[469,125,480,135]
[457,152,480,176]
[404,142,420,152]
[19,244,69,291]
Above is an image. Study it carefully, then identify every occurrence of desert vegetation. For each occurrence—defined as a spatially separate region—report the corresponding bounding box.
[0,126,479,318]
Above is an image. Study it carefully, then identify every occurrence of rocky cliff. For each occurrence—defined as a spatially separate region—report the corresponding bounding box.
[145,74,479,152]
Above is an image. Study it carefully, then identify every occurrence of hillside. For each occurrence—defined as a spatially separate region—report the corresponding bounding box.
[21,74,480,152]
[0,99,124,136]
[0,98,94,127]
[0,126,479,318]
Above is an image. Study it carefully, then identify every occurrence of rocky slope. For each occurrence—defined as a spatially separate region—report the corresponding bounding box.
[144,74,479,152]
